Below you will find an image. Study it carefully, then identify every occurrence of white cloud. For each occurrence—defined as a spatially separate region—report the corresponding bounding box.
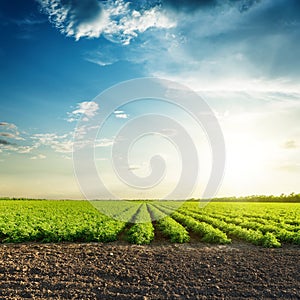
[85,52,118,66]
[32,133,60,144]
[115,114,128,119]
[0,122,17,130]
[95,138,114,147]
[52,140,74,153]
[114,110,129,119]
[0,132,16,138]
[67,101,99,122]
[81,0,300,93]
[32,133,73,153]
[30,154,47,160]
[0,132,24,140]
[103,3,176,45]
[17,146,36,154]
[38,0,175,44]
[0,122,24,141]
[37,0,107,41]
[96,157,108,161]
[32,131,112,153]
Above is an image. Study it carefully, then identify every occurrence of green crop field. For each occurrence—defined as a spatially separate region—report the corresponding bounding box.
[0,198,299,247]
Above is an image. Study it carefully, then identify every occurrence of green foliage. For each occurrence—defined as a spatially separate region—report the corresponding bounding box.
[176,202,300,247]
[0,200,299,247]
[125,204,155,244]
[132,204,152,223]
[127,222,155,245]
[158,216,190,243]
[147,204,190,243]
[92,201,142,223]
[261,232,281,248]
[0,200,125,243]
[171,211,231,244]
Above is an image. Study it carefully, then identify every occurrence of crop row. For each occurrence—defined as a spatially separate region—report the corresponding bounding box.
[154,204,283,247]
[182,207,300,245]
[0,200,299,247]
[183,202,300,226]
[179,209,281,247]
[152,204,231,244]
[126,204,154,244]
[182,206,300,235]
[0,201,126,243]
[147,204,190,243]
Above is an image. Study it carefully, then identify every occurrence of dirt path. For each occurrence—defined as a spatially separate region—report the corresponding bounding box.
[0,242,299,299]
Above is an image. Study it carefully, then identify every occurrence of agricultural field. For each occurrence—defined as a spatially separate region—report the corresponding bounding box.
[0,199,299,248]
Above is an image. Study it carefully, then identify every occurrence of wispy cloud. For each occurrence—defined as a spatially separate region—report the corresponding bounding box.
[67,101,99,122]
[96,157,108,161]
[103,2,176,45]
[0,122,17,129]
[37,0,106,41]
[3,132,75,155]
[37,0,300,92]
[12,17,46,26]
[17,146,37,154]
[30,154,47,160]
[0,122,24,146]
[32,133,73,153]
[155,1,300,92]
[95,138,114,147]
[85,50,118,66]
[114,110,129,119]
[0,132,16,138]
[83,0,300,92]
[160,0,261,13]
[37,0,175,44]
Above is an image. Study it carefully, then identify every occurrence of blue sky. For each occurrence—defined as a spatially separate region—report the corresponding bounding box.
[0,0,299,199]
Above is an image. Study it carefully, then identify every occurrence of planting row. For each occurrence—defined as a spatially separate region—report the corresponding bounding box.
[0,200,299,247]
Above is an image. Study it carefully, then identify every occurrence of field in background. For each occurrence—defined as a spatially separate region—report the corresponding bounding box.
[0,199,299,247]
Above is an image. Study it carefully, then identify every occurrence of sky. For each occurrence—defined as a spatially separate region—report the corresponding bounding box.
[0,0,299,199]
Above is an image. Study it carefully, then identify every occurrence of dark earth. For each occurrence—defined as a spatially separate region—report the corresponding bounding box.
[0,242,299,299]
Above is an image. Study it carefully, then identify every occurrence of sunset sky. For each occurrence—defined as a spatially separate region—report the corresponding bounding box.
[0,0,299,199]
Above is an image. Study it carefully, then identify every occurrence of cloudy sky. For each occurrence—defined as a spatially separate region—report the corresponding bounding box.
[0,0,299,199]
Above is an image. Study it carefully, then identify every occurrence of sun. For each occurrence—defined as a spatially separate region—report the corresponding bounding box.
[224,135,268,193]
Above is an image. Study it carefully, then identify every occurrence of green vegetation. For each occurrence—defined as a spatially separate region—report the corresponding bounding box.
[127,223,155,245]
[171,211,231,244]
[147,204,190,243]
[0,200,125,243]
[0,199,299,247]
[126,204,155,244]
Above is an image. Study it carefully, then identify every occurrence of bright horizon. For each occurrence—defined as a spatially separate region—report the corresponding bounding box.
[0,0,300,199]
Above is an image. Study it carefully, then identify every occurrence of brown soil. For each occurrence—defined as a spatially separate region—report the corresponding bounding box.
[0,242,299,299]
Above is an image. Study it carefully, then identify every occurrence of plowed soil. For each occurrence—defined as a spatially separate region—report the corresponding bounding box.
[0,242,299,299]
